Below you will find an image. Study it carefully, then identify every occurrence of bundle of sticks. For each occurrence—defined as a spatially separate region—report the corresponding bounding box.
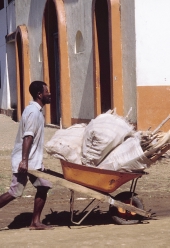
[139,115,170,162]
[117,108,170,163]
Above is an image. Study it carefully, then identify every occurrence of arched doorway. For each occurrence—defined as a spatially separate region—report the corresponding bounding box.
[93,0,123,116]
[42,0,71,127]
[15,25,31,121]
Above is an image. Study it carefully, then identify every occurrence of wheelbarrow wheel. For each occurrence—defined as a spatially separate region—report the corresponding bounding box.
[109,191,144,225]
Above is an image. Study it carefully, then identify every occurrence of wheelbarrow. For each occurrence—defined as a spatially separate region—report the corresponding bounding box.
[28,159,153,225]
[29,115,170,225]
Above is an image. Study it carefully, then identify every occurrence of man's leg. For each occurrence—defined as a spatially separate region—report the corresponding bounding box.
[30,186,53,229]
[0,173,26,208]
[0,192,15,208]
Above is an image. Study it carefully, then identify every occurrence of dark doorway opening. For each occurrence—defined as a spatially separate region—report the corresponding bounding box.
[44,0,60,125]
[95,0,111,113]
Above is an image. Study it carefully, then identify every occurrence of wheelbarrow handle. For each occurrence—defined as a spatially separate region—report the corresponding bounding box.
[108,197,151,218]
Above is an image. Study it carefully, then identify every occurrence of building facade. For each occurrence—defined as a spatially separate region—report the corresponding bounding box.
[121,0,170,131]
[0,0,170,131]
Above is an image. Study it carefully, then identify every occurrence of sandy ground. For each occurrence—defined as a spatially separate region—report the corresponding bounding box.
[0,155,170,247]
[0,114,170,247]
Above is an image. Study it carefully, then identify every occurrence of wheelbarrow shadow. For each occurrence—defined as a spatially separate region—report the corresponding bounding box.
[42,209,156,227]
[6,209,113,229]
[42,209,113,227]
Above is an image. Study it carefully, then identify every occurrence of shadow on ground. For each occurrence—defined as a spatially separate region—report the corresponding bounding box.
[7,210,113,229]
[8,212,33,229]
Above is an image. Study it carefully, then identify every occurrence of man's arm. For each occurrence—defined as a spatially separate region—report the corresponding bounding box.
[18,135,33,173]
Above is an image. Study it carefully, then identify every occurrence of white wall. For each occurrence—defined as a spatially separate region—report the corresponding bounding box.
[1,0,46,110]
[7,0,16,34]
[0,49,11,109]
[6,1,17,109]
[6,43,17,108]
[4,0,94,120]
[27,0,46,81]
[0,3,7,39]
[121,0,136,122]
[15,0,46,82]
[64,0,94,119]
[135,0,170,86]
[0,4,8,109]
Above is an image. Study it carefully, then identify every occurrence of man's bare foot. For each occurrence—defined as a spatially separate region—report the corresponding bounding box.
[29,223,54,230]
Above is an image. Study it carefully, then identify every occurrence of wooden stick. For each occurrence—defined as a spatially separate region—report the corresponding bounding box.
[149,144,170,162]
[125,107,132,119]
[152,114,170,135]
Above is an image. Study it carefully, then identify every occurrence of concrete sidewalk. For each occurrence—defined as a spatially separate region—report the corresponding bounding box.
[0,114,57,156]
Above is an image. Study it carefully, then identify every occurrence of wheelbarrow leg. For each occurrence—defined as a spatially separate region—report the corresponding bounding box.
[129,177,140,205]
[70,190,101,225]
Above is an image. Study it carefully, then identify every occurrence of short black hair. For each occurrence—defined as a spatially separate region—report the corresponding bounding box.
[29,81,47,100]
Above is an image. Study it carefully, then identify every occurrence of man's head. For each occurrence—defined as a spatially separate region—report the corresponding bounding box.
[29,81,51,106]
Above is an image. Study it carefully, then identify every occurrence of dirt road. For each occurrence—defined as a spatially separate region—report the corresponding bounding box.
[0,156,170,247]
[0,114,170,247]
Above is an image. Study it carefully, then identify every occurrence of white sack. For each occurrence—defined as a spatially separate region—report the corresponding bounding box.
[81,113,134,166]
[45,124,86,164]
[98,137,152,172]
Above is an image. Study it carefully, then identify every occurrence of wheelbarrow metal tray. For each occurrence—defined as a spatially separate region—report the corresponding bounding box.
[60,160,143,193]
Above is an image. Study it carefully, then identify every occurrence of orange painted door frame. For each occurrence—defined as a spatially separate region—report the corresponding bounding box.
[15,25,31,121]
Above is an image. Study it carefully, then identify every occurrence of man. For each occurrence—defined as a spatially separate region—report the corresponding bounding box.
[0,81,53,230]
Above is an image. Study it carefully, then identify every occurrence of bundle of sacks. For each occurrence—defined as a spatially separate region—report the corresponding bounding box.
[45,112,170,172]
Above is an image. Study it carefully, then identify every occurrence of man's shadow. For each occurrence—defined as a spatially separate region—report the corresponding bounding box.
[7,209,112,229]
[8,212,32,229]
